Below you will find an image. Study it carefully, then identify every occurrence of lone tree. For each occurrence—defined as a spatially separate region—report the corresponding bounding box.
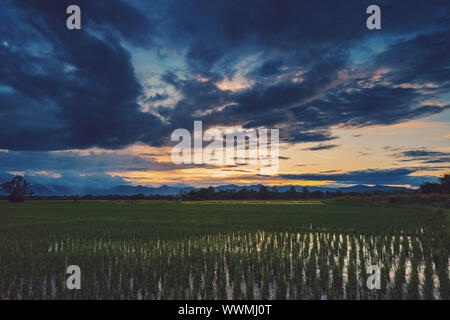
[439,174,450,194]
[419,173,450,194]
[1,175,33,202]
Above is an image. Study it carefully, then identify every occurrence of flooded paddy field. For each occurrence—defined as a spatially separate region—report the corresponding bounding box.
[0,200,448,300]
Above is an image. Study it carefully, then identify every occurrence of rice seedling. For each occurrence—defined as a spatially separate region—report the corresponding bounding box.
[0,201,447,300]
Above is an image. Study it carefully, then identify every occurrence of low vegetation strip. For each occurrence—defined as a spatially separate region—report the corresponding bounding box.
[182,200,325,205]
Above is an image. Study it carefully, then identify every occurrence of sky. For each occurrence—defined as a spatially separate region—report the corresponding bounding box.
[0,0,449,190]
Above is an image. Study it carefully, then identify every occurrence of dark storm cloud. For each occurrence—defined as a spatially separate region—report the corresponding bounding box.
[14,0,157,48]
[152,0,449,73]
[401,150,449,158]
[160,51,350,132]
[0,0,449,154]
[422,158,450,164]
[162,79,447,143]
[255,60,285,77]
[147,93,169,102]
[392,148,450,164]
[157,20,449,143]
[0,150,212,173]
[0,0,165,151]
[280,168,436,186]
[291,86,449,129]
[375,30,450,84]
[304,144,340,151]
[283,130,337,143]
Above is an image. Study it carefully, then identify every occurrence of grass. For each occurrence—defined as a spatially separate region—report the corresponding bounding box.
[0,200,447,236]
[0,200,448,300]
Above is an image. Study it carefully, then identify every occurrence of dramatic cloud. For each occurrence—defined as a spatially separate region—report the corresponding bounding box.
[0,0,449,188]
[0,150,212,173]
[0,150,215,193]
[304,144,340,151]
[0,170,129,195]
[393,148,450,164]
[0,0,164,151]
[280,168,437,186]
[1,0,449,152]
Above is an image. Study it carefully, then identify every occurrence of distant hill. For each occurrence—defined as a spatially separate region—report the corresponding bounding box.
[337,185,411,193]
[93,184,196,196]
[0,182,412,196]
[212,184,412,193]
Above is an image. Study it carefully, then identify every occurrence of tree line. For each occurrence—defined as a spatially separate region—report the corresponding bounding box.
[180,186,338,201]
[1,174,449,202]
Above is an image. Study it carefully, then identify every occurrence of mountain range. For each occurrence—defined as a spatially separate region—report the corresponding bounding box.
[0,182,413,196]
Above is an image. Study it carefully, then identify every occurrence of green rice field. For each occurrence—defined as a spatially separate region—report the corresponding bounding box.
[0,200,448,300]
